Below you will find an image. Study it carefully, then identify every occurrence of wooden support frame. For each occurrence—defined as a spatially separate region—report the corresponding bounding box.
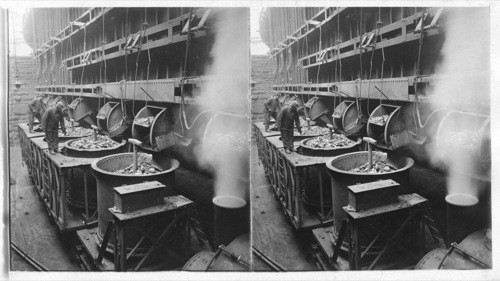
[23,136,100,233]
[342,193,428,270]
[110,195,193,271]
[254,122,334,230]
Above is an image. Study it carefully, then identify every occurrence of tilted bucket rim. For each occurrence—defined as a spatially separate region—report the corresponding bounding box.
[325,151,414,175]
[445,193,479,207]
[64,138,127,153]
[91,152,180,177]
[299,136,362,151]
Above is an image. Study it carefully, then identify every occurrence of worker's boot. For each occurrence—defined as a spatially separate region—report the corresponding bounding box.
[49,150,55,155]
[285,148,291,154]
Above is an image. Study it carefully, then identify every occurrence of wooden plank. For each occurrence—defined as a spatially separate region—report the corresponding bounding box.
[109,195,193,221]
[343,193,427,220]
[18,124,46,139]
[312,228,334,259]
[76,228,114,271]
[253,122,281,138]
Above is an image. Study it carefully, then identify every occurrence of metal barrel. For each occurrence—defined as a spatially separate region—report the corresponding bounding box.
[183,233,250,271]
[213,196,249,247]
[66,168,98,210]
[415,229,492,269]
[91,153,179,253]
[445,193,479,245]
[325,151,414,248]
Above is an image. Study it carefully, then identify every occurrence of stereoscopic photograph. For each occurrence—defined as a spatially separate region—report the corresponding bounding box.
[4,3,495,279]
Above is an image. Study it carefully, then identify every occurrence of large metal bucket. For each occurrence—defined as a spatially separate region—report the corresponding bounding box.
[305,97,332,125]
[91,153,180,253]
[434,110,490,179]
[132,105,173,151]
[97,101,133,137]
[202,112,249,188]
[62,138,127,210]
[332,100,366,136]
[367,103,412,149]
[325,151,414,247]
[68,97,96,126]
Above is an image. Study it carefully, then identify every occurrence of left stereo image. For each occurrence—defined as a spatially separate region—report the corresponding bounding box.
[8,7,250,271]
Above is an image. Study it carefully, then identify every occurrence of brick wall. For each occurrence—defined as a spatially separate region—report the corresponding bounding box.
[251,55,275,123]
[9,56,38,144]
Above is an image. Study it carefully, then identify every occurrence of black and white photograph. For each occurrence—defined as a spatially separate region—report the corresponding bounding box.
[2,2,499,280]
[251,6,492,271]
[7,6,250,272]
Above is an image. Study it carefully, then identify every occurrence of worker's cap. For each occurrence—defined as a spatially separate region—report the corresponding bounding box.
[290,101,299,108]
[56,102,65,109]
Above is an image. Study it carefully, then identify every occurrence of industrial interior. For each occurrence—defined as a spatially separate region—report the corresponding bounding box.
[252,7,491,270]
[8,6,492,273]
[10,7,250,271]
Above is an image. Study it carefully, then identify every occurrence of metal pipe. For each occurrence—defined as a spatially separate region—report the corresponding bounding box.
[363,137,376,170]
[128,138,143,173]
[450,242,489,268]
[252,245,286,271]
[91,124,98,141]
[218,245,250,268]
[11,242,49,271]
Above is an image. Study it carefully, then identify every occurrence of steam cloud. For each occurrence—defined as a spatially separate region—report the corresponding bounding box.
[195,8,250,203]
[427,7,490,197]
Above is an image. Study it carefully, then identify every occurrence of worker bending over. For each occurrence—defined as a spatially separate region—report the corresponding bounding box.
[41,102,67,155]
[276,101,301,154]
[263,94,281,132]
[27,94,45,133]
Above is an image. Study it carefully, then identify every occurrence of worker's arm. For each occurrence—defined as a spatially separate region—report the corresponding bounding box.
[59,115,66,134]
[276,108,284,129]
[263,98,272,111]
[41,110,49,130]
[28,100,36,112]
[295,113,302,134]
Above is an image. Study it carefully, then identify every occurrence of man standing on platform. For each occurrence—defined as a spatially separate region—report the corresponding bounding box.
[41,102,67,155]
[276,101,301,154]
[27,94,45,133]
[263,94,280,132]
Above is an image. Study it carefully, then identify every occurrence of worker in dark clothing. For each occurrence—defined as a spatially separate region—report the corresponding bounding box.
[263,94,281,132]
[42,102,67,155]
[27,94,45,133]
[276,101,301,154]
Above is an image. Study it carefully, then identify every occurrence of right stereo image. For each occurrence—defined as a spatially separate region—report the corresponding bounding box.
[251,7,491,271]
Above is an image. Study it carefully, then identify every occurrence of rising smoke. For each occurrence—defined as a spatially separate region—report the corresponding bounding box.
[195,8,250,204]
[427,7,490,197]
